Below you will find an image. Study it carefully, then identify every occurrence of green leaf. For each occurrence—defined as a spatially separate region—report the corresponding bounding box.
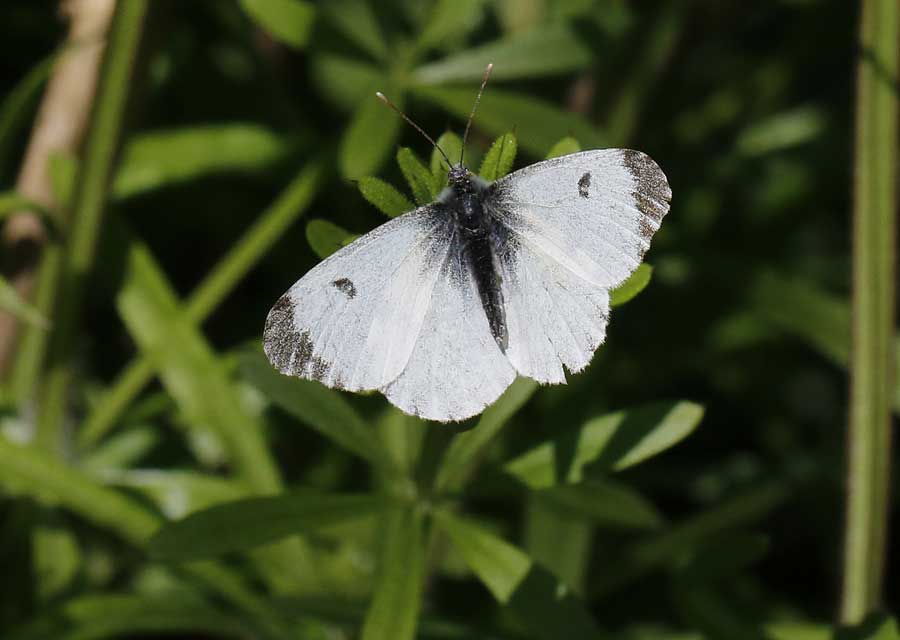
[340,89,403,179]
[434,510,601,640]
[416,0,483,51]
[414,85,605,156]
[115,234,282,492]
[360,506,426,640]
[504,401,704,489]
[79,426,159,472]
[432,131,463,188]
[0,192,51,218]
[0,53,55,178]
[358,177,414,218]
[396,147,438,205]
[241,349,390,467]
[610,264,654,307]
[479,132,517,181]
[534,479,665,530]
[413,25,591,85]
[835,615,900,640]
[306,219,357,258]
[311,55,385,110]
[321,0,387,61]
[7,594,254,640]
[766,622,831,640]
[102,469,247,520]
[33,519,81,601]
[434,378,538,492]
[523,496,592,593]
[238,0,315,49]
[112,124,292,199]
[545,136,582,159]
[149,490,385,561]
[736,106,826,156]
[0,275,49,328]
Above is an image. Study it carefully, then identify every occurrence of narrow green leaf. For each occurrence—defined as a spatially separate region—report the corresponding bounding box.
[523,497,592,593]
[431,131,463,189]
[416,0,483,51]
[358,177,414,218]
[545,136,581,159]
[736,106,826,156]
[534,479,664,530]
[434,510,601,640]
[306,219,357,258]
[479,132,517,181]
[341,89,403,179]
[413,25,591,85]
[414,85,605,156]
[836,614,900,640]
[33,520,81,601]
[116,235,282,492]
[149,490,384,561]
[79,426,159,472]
[112,124,292,199]
[238,0,315,49]
[102,469,247,520]
[311,55,385,110]
[434,378,538,492]
[610,264,654,307]
[766,622,831,640]
[0,275,49,328]
[396,147,438,205]
[7,594,254,640]
[504,401,704,489]
[361,506,426,640]
[321,0,387,60]
[241,349,390,466]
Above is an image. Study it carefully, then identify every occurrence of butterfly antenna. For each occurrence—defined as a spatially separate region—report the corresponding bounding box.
[460,63,493,166]
[375,91,452,169]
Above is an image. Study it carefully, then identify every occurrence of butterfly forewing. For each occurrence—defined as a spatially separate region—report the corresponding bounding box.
[263,204,451,392]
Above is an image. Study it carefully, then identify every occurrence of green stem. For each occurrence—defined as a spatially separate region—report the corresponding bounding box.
[841,0,899,624]
[77,158,325,448]
[34,1,149,452]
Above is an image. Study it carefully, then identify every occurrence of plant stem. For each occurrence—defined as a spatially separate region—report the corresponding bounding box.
[77,158,325,448]
[35,0,149,452]
[841,0,898,624]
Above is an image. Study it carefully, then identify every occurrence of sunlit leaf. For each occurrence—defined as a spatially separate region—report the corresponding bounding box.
[341,88,403,179]
[306,219,358,258]
[610,264,654,307]
[238,0,315,49]
[479,132,517,181]
[358,177,414,218]
[396,147,438,204]
[113,124,293,198]
[504,401,704,489]
[413,25,591,85]
[534,479,664,530]
[149,490,385,561]
[241,349,390,467]
[545,136,581,159]
[321,0,387,60]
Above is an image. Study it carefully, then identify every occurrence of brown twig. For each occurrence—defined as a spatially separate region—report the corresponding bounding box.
[0,0,115,375]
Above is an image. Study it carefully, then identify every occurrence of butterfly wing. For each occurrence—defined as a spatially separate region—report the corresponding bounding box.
[264,204,453,392]
[383,239,516,422]
[486,149,671,382]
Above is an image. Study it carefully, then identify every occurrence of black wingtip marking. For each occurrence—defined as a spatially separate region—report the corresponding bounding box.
[331,278,357,299]
[263,295,332,380]
[621,149,672,223]
[578,171,591,198]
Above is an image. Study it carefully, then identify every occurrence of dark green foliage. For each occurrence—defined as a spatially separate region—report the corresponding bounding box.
[0,2,888,639]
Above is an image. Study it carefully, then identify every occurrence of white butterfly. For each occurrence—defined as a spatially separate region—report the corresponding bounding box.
[264,68,671,422]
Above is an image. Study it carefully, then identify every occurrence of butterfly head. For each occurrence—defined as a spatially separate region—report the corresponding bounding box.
[447,164,471,189]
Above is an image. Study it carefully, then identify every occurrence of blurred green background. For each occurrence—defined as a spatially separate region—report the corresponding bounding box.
[0,1,893,639]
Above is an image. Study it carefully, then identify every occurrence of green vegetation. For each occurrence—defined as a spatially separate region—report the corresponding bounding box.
[0,1,896,639]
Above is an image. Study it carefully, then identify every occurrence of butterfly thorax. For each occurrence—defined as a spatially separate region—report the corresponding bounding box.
[442,164,508,351]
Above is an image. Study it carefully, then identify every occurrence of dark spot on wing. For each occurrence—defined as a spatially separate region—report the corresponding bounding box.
[263,294,331,379]
[578,172,591,198]
[331,277,357,299]
[621,149,672,223]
